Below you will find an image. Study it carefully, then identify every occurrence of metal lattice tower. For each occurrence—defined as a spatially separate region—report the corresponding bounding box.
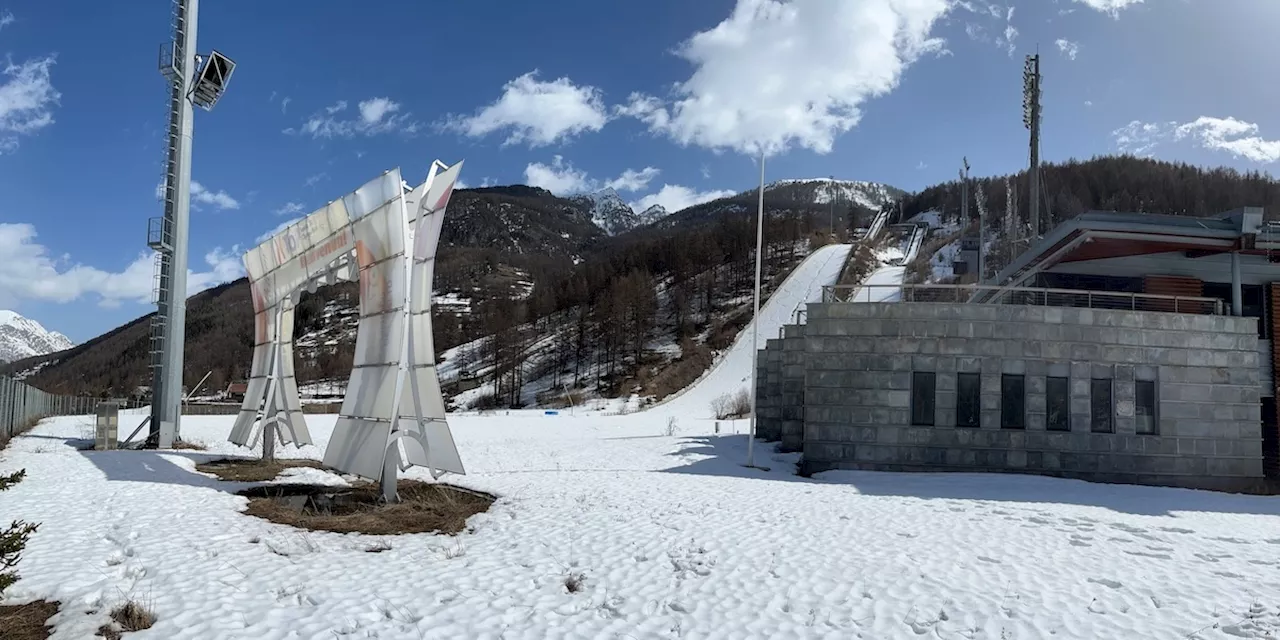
[145,0,234,448]
[146,0,199,448]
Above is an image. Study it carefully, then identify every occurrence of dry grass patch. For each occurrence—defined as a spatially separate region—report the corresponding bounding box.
[239,481,495,536]
[195,458,326,483]
[171,438,206,451]
[0,600,59,640]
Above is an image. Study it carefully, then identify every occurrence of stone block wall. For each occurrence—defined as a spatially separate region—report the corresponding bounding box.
[780,324,807,452]
[794,302,1263,490]
[756,338,784,441]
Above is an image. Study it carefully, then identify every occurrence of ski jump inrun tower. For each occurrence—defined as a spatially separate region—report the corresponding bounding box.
[230,161,467,502]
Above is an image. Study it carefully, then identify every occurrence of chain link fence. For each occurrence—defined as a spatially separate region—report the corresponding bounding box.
[1,376,99,443]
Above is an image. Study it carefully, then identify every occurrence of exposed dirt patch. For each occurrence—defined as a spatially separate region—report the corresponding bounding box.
[238,481,495,536]
[0,600,59,640]
[195,458,327,483]
[171,438,207,451]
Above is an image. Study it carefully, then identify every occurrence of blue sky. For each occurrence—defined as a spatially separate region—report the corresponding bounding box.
[2,0,1279,342]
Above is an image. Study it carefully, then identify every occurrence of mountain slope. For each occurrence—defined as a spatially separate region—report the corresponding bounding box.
[0,311,74,364]
[571,188,641,236]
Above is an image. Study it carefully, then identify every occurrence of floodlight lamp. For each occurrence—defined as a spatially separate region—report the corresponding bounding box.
[190,50,236,111]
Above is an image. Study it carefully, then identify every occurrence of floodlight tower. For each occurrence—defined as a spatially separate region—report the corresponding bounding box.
[1023,53,1042,240]
[146,0,236,448]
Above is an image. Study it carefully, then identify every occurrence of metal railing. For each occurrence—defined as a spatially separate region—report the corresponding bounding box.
[1,376,100,441]
[821,283,1226,315]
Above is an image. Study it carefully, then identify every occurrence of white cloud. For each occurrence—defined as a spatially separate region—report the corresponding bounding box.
[604,167,661,192]
[524,156,593,195]
[1084,100,1094,107]
[619,0,953,155]
[701,164,711,180]
[153,180,240,210]
[1113,116,1280,164]
[358,97,398,125]
[1072,0,1143,18]
[1111,120,1172,157]
[274,201,306,217]
[524,157,661,196]
[455,179,469,190]
[0,223,242,308]
[0,11,14,30]
[257,218,302,244]
[287,97,418,138]
[443,71,609,147]
[0,54,60,153]
[305,172,327,187]
[1056,39,1080,60]
[281,96,291,114]
[997,7,1018,57]
[632,185,736,214]
[1175,117,1280,164]
[191,181,239,210]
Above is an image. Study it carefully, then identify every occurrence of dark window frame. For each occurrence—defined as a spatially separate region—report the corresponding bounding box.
[911,371,937,427]
[1135,379,1158,435]
[1091,378,1114,433]
[1001,374,1026,430]
[1047,376,1070,432]
[956,372,981,428]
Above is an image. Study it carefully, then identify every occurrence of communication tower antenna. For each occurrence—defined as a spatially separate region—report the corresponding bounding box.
[144,0,235,448]
[1023,50,1042,240]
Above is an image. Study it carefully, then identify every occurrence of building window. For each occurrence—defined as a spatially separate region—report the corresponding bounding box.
[1091,378,1114,433]
[1136,379,1157,435]
[1001,374,1025,429]
[1047,376,1070,431]
[911,372,936,426]
[957,373,981,428]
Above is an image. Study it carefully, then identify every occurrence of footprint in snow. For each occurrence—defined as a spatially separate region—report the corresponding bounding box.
[1087,578,1123,589]
[1124,550,1171,560]
[1194,553,1223,563]
[1159,527,1195,534]
[1266,539,1280,545]
[1213,571,1246,579]
[1212,537,1250,545]
[978,556,1001,564]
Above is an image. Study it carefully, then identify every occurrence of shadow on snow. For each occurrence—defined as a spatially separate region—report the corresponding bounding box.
[662,435,1280,518]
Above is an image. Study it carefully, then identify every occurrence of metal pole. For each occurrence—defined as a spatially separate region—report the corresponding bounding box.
[151,0,199,448]
[1029,54,1042,240]
[748,150,765,468]
[829,175,835,238]
[1231,251,1243,316]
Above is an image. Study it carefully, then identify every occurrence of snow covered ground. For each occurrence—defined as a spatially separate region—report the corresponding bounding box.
[8,412,1280,639]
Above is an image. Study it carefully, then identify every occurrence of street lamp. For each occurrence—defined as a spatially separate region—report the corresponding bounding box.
[747,149,766,469]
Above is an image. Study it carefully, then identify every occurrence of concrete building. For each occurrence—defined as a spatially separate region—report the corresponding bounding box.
[760,207,1280,491]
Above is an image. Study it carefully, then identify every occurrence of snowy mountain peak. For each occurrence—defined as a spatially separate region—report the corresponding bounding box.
[573,188,645,236]
[638,204,669,225]
[763,178,901,211]
[0,311,74,363]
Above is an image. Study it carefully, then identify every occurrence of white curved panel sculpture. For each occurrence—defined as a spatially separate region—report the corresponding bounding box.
[231,161,465,499]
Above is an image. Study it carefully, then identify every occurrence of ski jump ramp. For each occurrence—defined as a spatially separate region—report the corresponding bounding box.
[652,243,852,419]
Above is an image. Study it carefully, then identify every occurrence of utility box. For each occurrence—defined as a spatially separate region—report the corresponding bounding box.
[158,420,175,449]
[95,402,120,450]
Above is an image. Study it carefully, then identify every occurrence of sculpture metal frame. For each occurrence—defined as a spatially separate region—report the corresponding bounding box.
[230,161,465,501]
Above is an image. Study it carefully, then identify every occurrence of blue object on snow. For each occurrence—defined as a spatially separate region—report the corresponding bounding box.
[544,410,559,416]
